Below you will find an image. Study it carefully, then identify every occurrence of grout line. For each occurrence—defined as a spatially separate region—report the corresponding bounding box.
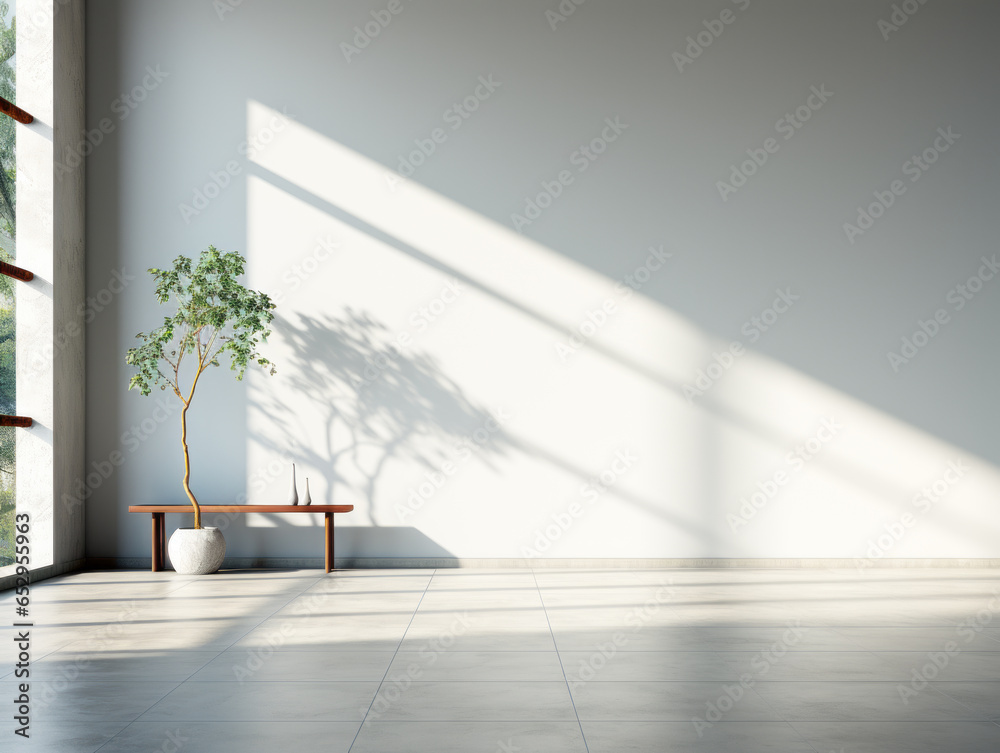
[749,692,825,753]
[925,682,995,722]
[765,720,825,753]
[214,571,329,650]
[531,567,591,753]
[345,569,435,753]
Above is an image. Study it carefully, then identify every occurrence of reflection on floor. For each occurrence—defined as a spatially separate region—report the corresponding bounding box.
[2,567,1000,752]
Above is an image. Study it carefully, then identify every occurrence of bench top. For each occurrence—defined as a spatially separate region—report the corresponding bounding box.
[129,505,354,513]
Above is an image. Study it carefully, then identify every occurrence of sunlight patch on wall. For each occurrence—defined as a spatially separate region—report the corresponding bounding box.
[242,100,1000,558]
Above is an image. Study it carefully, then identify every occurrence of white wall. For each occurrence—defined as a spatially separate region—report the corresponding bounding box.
[85,0,1000,563]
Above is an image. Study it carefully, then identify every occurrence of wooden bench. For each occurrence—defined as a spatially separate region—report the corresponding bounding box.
[128,505,354,573]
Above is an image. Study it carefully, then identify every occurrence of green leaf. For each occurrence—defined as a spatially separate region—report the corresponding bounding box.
[125,247,278,398]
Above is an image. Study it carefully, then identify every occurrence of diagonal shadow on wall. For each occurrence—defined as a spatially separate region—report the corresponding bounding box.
[249,308,513,526]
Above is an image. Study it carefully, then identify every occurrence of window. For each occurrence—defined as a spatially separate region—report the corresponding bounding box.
[0,0,85,588]
[0,0,35,571]
[0,0,16,567]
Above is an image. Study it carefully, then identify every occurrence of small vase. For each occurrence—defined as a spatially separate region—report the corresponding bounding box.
[302,478,312,506]
[287,463,299,506]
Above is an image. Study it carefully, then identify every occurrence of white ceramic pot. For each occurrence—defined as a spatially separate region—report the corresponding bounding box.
[167,527,226,575]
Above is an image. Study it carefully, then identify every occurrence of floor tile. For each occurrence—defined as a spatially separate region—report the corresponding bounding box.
[272,589,424,619]
[791,720,1000,753]
[0,680,181,722]
[550,625,852,652]
[754,651,898,681]
[388,650,564,681]
[419,588,543,610]
[836,626,982,651]
[559,650,748,682]
[56,625,246,653]
[233,615,410,651]
[32,650,218,682]
[874,651,1000,681]
[570,681,780,721]
[351,720,587,752]
[303,570,433,595]
[398,631,556,652]
[582,720,816,752]
[930,682,1000,720]
[0,721,130,752]
[189,649,395,682]
[752,680,987,721]
[427,572,538,592]
[367,681,576,721]
[138,680,380,721]
[98,721,360,752]
[401,609,556,652]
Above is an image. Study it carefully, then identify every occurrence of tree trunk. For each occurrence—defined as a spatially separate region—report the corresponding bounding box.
[180,403,201,529]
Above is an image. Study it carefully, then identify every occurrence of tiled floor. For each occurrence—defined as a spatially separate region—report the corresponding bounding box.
[2,567,1000,751]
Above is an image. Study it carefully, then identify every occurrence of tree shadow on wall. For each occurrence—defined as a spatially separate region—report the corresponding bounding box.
[250,308,513,525]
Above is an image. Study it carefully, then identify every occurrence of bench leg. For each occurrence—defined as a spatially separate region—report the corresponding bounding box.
[152,513,165,572]
[325,512,334,573]
[158,513,166,570]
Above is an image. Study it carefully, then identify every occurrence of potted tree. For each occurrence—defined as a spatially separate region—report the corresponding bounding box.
[126,247,275,574]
